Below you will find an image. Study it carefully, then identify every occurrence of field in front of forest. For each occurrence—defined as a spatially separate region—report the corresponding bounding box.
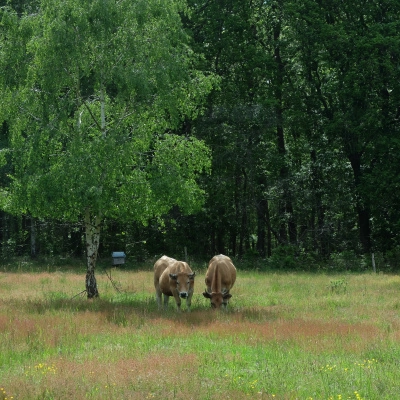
[1,263,400,399]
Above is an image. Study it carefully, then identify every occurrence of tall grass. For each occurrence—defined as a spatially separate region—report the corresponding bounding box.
[1,266,400,399]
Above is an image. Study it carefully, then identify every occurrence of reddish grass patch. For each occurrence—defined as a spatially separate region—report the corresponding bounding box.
[151,311,385,354]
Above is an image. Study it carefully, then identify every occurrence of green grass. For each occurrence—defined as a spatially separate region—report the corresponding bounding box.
[1,267,400,399]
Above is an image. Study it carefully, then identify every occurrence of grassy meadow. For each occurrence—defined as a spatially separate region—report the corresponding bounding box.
[1,260,400,399]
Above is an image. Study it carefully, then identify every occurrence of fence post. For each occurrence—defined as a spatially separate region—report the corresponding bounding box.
[371,253,376,273]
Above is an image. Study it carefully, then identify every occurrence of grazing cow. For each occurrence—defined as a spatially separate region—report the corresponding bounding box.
[203,254,236,309]
[154,255,196,312]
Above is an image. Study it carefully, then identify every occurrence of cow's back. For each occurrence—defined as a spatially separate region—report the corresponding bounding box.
[206,254,236,290]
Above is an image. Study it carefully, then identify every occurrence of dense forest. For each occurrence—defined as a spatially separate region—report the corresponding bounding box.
[1,0,400,274]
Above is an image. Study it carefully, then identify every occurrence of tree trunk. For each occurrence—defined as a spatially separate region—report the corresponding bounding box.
[85,209,101,298]
[238,168,248,258]
[210,225,216,255]
[229,230,237,258]
[216,223,225,255]
[256,197,267,258]
[310,150,329,256]
[83,82,105,299]
[1,212,6,256]
[348,152,371,253]
[70,224,84,257]
[30,216,37,258]
[273,6,296,245]
[266,198,272,257]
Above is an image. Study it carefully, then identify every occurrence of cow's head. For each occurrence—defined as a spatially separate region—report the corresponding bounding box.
[202,289,232,309]
[169,272,195,298]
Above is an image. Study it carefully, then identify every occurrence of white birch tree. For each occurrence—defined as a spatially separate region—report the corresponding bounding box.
[1,0,214,297]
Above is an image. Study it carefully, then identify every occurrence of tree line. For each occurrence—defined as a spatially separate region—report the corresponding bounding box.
[1,0,400,275]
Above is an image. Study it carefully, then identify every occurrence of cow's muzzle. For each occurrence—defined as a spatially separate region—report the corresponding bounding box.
[179,292,188,299]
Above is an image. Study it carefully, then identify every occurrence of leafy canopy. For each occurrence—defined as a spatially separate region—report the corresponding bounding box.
[2,0,214,222]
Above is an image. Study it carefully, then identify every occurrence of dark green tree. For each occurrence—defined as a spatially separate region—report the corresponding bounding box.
[287,0,400,254]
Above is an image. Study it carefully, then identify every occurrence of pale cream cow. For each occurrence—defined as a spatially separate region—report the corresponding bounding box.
[154,255,195,312]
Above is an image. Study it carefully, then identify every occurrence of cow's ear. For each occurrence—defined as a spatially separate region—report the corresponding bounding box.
[203,291,211,298]
[169,273,177,280]
[223,293,232,300]
[189,272,196,280]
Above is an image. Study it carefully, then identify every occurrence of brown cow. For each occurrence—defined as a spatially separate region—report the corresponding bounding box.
[154,255,196,312]
[202,254,236,309]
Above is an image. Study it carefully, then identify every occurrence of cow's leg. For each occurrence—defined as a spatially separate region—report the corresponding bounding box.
[222,291,232,310]
[186,291,193,312]
[163,294,170,309]
[172,292,182,312]
[155,286,163,309]
[222,296,228,309]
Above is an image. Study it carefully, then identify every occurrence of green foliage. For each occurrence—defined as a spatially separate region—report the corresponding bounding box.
[267,246,300,270]
[328,252,370,273]
[2,0,215,225]
[327,278,348,294]
[0,0,216,281]
[1,0,400,262]
[181,0,400,260]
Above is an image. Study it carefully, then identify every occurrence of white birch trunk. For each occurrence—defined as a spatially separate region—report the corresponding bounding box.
[85,209,101,298]
[81,84,105,298]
